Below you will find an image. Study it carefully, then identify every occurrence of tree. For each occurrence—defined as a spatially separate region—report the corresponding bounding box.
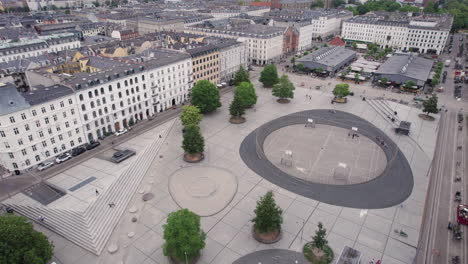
[424,0,438,13]
[312,222,328,250]
[180,106,203,127]
[229,95,246,118]
[332,0,345,7]
[190,80,221,113]
[92,1,100,7]
[423,94,439,116]
[340,71,347,80]
[252,191,283,234]
[272,74,295,102]
[182,125,204,155]
[333,83,350,98]
[431,76,440,86]
[0,215,54,264]
[380,77,389,85]
[316,66,324,73]
[163,209,206,262]
[235,81,257,108]
[290,57,296,65]
[352,42,357,49]
[296,63,305,72]
[310,0,324,9]
[65,9,71,14]
[405,80,416,88]
[233,66,250,86]
[259,64,279,87]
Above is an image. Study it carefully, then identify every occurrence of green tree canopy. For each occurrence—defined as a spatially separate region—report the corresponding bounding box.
[290,57,296,64]
[259,64,279,87]
[0,215,54,264]
[190,80,221,113]
[182,125,204,154]
[423,94,439,116]
[296,63,305,72]
[163,209,206,262]
[310,0,324,9]
[316,66,324,73]
[180,106,203,127]
[235,81,257,108]
[229,95,246,118]
[423,0,438,13]
[252,191,283,234]
[333,83,350,98]
[233,66,250,86]
[272,74,295,100]
[405,80,416,88]
[312,222,328,250]
[380,77,389,84]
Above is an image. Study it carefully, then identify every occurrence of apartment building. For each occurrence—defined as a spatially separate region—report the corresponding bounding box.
[0,34,81,63]
[127,17,185,35]
[188,45,220,85]
[271,19,313,51]
[0,50,192,171]
[341,13,452,55]
[185,22,283,65]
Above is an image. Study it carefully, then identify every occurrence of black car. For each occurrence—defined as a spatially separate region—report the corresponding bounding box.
[86,141,100,150]
[71,147,86,157]
[111,149,136,163]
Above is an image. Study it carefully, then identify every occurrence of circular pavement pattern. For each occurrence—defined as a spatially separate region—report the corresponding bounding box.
[168,166,238,216]
[233,249,308,264]
[263,124,387,185]
[239,109,413,209]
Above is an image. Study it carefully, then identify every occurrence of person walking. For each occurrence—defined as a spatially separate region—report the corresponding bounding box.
[95,189,99,196]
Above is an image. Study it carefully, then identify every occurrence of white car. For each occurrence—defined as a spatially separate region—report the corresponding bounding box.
[37,160,54,171]
[115,128,128,136]
[55,153,72,164]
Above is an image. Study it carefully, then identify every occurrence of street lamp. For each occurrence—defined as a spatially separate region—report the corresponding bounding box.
[184,251,188,264]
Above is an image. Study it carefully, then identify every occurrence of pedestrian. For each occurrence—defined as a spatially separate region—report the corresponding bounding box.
[108,202,115,208]
[369,258,375,264]
[38,216,45,222]
[111,141,114,145]
[159,134,162,138]
[95,189,99,196]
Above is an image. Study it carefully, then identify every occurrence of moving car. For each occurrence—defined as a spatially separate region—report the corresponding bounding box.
[55,153,72,164]
[71,147,86,157]
[86,141,101,150]
[115,128,128,136]
[37,160,54,171]
[111,149,136,163]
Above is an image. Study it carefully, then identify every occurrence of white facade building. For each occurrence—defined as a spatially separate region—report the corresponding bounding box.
[185,24,283,65]
[215,40,248,81]
[341,14,453,54]
[0,50,192,171]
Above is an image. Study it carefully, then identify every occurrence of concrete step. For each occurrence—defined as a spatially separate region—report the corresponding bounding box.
[0,120,175,255]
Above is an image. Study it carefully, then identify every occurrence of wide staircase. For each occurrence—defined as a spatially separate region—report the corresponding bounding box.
[1,120,174,255]
[366,98,401,128]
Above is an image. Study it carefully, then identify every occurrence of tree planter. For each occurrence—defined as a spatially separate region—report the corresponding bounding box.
[303,242,334,264]
[169,255,200,264]
[418,114,435,121]
[183,152,204,163]
[277,98,290,104]
[252,227,282,244]
[333,97,347,103]
[229,116,246,124]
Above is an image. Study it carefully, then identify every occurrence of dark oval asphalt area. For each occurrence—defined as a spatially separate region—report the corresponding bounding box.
[239,109,413,209]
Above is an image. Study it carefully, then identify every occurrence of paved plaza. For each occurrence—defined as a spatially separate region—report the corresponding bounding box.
[264,124,387,185]
[4,71,440,264]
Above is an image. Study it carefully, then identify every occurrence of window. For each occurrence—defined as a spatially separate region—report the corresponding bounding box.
[45,151,50,157]
[41,107,46,113]
[50,104,55,110]
[60,101,64,107]
[21,149,27,156]
[5,142,10,148]
[53,147,58,154]
[8,152,14,159]
[108,85,113,92]
[71,109,75,115]
[68,99,73,104]
[13,128,19,135]
[42,141,47,147]
[78,137,82,143]
[70,140,75,147]
[21,113,26,120]
[10,116,15,123]
[35,155,40,162]
[0,131,5,137]
[28,135,33,141]
[32,145,37,151]
[51,137,55,144]
[25,159,30,166]
[79,94,84,101]
[24,124,29,131]
[53,114,57,121]
[18,139,23,145]
[12,163,18,169]
[45,117,49,124]
[32,110,37,116]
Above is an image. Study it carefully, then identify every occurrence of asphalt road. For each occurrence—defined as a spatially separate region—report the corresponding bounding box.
[0,85,238,202]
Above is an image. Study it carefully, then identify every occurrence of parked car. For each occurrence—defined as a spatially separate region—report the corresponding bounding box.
[115,128,128,136]
[71,147,86,157]
[55,153,72,164]
[86,141,101,150]
[37,160,54,171]
[111,149,136,163]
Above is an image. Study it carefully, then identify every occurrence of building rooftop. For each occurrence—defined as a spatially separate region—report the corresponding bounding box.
[0,82,30,116]
[22,84,75,106]
[375,54,434,82]
[298,46,357,67]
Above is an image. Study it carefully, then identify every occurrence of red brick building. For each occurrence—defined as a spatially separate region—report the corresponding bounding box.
[283,27,299,54]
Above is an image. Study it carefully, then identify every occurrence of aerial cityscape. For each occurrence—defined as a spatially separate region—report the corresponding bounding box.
[0,0,467,263]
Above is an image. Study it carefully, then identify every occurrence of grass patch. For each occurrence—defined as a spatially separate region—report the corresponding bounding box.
[303,242,334,264]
